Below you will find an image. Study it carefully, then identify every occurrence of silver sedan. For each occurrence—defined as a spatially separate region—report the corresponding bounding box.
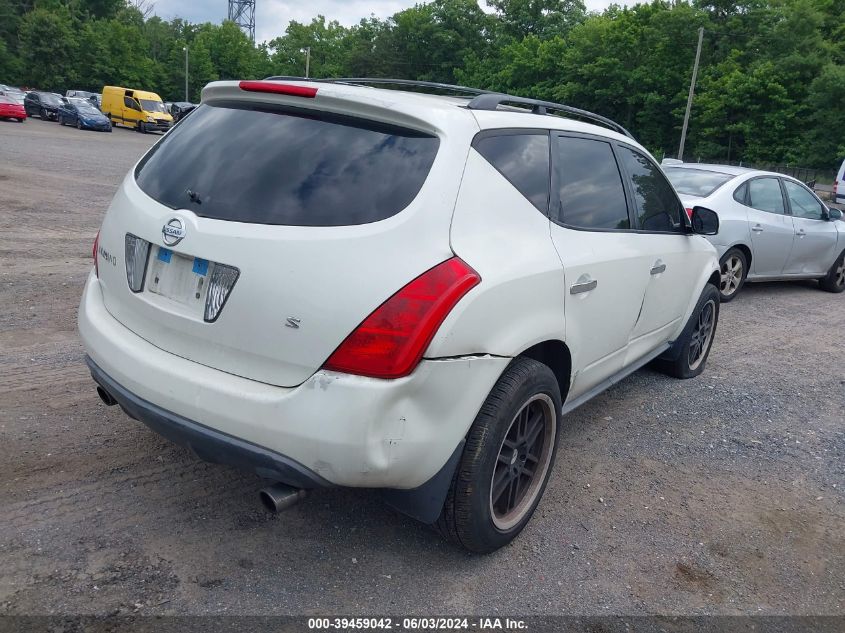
[664,164,845,301]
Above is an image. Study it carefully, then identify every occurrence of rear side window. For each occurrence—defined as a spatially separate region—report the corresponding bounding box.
[474,133,550,213]
[555,136,629,230]
[135,103,440,226]
[617,146,684,232]
[747,177,785,214]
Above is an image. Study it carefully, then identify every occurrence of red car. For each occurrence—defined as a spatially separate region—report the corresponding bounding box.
[0,95,26,122]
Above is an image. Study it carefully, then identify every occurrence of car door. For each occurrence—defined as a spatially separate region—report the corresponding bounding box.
[614,144,704,361]
[25,93,38,115]
[781,179,840,275]
[122,95,141,127]
[735,176,796,276]
[549,134,651,399]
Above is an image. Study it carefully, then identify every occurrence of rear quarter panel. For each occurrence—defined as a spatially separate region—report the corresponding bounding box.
[427,149,566,359]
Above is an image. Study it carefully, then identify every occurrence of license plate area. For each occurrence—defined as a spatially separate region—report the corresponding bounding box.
[146,246,211,313]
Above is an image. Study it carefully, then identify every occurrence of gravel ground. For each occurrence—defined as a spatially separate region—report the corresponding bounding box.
[1,118,844,617]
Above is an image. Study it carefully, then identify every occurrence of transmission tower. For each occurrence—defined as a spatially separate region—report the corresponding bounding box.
[227,0,256,43]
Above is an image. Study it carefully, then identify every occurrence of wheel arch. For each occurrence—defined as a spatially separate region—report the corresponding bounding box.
[517,339,571,403]
[724,243,752,269]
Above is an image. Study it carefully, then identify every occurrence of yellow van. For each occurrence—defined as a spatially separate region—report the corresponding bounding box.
[101,86,173,133]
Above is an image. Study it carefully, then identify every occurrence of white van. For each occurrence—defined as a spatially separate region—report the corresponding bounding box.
[835,157,845,206]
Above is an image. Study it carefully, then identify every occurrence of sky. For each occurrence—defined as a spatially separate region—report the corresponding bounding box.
[151,0,624,45]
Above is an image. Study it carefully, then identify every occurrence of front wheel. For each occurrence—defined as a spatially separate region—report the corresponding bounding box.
[76,119,82,130]
[40,108,49,120]
[653,284,720,379]
[719,248,747,302]
[436,357,561,553]
[819,250,845,293]
[138,121,146,134]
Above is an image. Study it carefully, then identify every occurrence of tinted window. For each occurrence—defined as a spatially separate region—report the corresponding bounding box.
[475,133,549,213]
[783,180,824,219]
[617,146,683,232]
[135,103,440,226]
[664,168,733,197]
[555,136,629,230]
[747,178,785,214]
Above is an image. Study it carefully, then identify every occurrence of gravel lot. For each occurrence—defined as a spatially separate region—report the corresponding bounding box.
[1,118,844,617]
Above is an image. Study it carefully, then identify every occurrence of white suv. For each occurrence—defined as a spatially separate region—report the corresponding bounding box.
[79,79,721,552]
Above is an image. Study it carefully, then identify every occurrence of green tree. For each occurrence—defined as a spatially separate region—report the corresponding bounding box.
[18,7,78,90]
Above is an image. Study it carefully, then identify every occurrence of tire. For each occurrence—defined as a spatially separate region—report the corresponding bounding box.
[718,248,747,302]
[58,115,64,125]
[138,121,146,134]
[40,108,48,120]
[76,119,82,130]
[435,357,562,553]
[653,284,720,379]
[819,250,845,293]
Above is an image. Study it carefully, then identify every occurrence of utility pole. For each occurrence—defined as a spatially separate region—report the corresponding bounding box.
[183,46,189,102]
[678,27,704,161]
[304,47,311,79]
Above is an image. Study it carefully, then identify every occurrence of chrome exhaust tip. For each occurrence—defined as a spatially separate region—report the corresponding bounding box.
[259,483,308,513]
[96,386,117,406]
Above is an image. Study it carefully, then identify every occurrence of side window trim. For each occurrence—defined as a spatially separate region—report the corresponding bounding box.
[549,131,634,233]
[471,128,552,217]
[613,140,687,234]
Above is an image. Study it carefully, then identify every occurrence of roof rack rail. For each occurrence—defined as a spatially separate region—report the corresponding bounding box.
[260,77,632,138]
[264,76,493,97]
[467,93,633,139]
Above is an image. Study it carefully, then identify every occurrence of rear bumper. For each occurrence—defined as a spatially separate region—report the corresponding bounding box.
[88,356,329,488]
[78,271,508,490]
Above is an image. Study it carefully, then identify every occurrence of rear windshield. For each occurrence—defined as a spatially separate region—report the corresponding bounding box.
[135,102,440,226]
[664,167,733,197]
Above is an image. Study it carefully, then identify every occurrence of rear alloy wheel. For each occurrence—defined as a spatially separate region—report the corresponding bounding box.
[653,284,720,379]
[820,251,845,293]
[718,248,747,302]
[436,357,561,553]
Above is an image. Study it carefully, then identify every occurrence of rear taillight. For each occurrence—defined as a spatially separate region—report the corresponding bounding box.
[238,81,317,98]
[323,257,481,379]
[125,234,151,292]
[92,231,99,278]
[204,264,240,322]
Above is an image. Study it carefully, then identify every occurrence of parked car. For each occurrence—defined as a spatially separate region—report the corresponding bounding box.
[66,89,102,109]
[834,157,845,207]
[168,101,196,122]
[79,79,722,552]
[23,91,63,120]
[0,94,26,122]
[664,163,845,300]
[0,85,26,105]
[101,85,172,133]
[58,99,112,131]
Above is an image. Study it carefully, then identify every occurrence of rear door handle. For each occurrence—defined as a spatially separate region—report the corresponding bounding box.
[650,261,666,275]
[570,279,597,295]
[751,224,764,233]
